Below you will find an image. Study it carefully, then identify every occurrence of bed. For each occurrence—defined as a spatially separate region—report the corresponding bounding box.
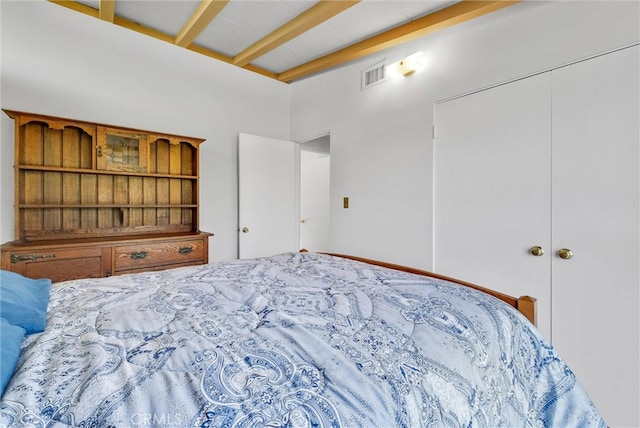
[0,251,604,427]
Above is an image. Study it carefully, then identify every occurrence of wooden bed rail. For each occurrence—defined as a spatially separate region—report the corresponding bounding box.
[322,252,537,326]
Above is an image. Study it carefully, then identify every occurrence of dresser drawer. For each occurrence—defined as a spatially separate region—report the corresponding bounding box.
[114,238,205,272]
[2,246,111,283]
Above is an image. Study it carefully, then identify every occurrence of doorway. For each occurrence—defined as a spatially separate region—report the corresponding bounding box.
[299,135,330,252]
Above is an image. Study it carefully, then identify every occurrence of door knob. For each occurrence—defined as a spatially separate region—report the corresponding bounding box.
[241,227,249,233]
[558,248,573,260]
[529,246,544,256]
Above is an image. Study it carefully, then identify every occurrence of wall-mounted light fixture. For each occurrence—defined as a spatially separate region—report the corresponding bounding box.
[389,51,427,78]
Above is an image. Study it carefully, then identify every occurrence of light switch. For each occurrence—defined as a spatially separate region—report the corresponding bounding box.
[343,197,349,208]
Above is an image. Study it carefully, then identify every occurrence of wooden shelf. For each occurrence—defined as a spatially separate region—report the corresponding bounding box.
[2,110,212,281]
[17,164,199,180]
[18,204,199,209]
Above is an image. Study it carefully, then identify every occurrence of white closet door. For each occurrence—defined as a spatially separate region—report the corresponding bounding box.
[434,73,552,339]
[551,46,639,427]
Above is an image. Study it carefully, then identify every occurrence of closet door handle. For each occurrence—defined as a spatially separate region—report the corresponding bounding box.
[529,246,544,257]
[558,248,574,260]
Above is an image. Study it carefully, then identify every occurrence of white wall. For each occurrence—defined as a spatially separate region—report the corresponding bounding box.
[290,0,640,270]
[0,0,291,261]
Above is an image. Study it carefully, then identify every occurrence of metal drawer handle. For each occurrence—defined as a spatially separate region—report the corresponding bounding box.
[179,246,193,254]
[11,254,56,263]
[130,251,147,259]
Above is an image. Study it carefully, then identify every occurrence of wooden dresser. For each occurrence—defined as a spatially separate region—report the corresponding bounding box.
[1,110,212,282]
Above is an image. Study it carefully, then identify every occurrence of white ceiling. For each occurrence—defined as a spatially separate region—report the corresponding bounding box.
[57,0,518,82]
[204,0,457,71]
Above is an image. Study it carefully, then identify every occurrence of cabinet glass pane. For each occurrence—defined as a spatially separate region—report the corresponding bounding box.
[97,127,148,172]
[106,135,140,167]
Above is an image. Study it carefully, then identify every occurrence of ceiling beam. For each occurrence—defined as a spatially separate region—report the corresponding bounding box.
[50,0,99,18]
[233,0,360,68]
[277,0,522,82]
[187,44,279,80]
[48,0,277,79]
[175,0,229,48]
[48,0,521,85]
[98,0,115,23]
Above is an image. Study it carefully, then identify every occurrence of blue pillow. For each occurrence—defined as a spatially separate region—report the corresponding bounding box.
[0,270,52,334]
[1,317,26,395]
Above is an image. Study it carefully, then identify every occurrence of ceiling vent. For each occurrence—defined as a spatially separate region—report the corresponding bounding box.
[361,60,386,90]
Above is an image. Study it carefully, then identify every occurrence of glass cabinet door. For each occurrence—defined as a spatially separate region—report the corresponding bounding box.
[97,126,148,172]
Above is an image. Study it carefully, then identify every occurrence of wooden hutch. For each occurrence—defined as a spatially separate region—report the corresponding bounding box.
[1,110,212,282]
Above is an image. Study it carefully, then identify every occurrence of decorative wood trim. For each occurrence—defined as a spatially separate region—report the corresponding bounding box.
[277,0,522,82]
[148,135,203,149]
[111,14,176,44]
[175,0,229,48]
[49,0,99,18]
[233,0,360,67]
[4,110,96,136]
[183,43,235,65]
[3,110,204,146]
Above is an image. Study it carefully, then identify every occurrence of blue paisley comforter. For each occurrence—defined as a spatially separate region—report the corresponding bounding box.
[0,252,603,427]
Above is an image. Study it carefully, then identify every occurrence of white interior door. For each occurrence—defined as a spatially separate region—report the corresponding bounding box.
[434,73,553,339]
[300,149,330,252]
[550,46,639,427]
[238,133,298,259]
